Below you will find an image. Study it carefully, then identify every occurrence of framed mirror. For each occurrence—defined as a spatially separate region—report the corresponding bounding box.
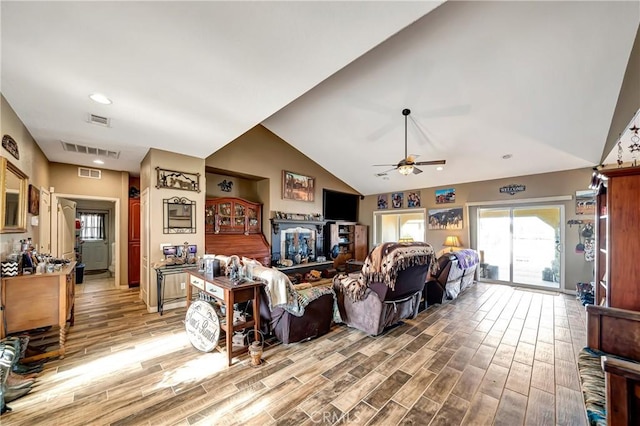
[0,157,29,233]
[163,196,196,233]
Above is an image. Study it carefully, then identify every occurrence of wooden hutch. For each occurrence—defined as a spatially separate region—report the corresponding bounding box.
[592,166,640,310]
[204,197,270,265]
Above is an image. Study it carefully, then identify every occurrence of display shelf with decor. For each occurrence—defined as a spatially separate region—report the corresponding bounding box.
[204,197,270,266]
[326,222,368,270]
[591,167,640,310]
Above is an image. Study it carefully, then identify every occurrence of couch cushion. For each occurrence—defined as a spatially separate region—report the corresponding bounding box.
[578,347,607,426]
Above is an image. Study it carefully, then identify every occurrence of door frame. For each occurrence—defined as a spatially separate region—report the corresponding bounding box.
[466,195,571,291]
[51,192,121,288]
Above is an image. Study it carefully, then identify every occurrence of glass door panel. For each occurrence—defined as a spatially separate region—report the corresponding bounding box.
[373,210,426,245]
[477,205,562,288]
[477,209,511,281]
[513,207,560,287]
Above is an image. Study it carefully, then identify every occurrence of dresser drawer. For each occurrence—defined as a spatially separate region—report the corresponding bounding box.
[205,281,224,300]
[189,275,204,290]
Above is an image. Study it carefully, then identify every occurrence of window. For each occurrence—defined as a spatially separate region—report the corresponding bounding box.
[373,209,426,245]
[79,212,106,240]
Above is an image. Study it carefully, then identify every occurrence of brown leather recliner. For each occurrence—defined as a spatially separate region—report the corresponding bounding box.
[424,249,479,305]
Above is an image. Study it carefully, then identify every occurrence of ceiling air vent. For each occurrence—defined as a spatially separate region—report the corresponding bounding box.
[88,113,111,127]
[61,141,120,159]
[78,167,102,179]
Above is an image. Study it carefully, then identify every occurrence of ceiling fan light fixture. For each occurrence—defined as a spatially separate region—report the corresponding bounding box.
[398,164,414,175]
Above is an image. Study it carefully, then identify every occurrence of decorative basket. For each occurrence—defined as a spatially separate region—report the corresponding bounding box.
[1,261,19,277]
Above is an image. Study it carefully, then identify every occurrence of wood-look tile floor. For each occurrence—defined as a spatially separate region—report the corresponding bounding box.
[2,282,588,425]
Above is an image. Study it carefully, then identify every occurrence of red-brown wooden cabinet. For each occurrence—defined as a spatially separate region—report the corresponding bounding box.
[128,198,140,287]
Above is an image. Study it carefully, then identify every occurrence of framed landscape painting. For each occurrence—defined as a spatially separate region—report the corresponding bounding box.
[282,170,315,202]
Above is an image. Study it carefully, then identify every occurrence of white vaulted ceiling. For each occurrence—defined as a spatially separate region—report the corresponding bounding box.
[2,1,639,195]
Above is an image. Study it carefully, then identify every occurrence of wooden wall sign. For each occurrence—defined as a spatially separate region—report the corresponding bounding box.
[2,135,19,160]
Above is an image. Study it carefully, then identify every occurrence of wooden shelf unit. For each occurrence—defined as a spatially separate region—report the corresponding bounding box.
[327,222,368,266]
[593,167,640,310]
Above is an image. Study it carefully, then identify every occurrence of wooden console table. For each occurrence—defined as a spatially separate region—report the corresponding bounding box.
[186,272,263,366]
[0,262,76,362]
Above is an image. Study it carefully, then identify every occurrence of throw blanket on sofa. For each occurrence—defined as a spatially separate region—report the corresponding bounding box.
[452,249,479,269]
[335,242,437,302]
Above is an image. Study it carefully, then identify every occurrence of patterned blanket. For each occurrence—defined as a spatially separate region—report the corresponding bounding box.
[452,249,479,269]
[335,242,437,302]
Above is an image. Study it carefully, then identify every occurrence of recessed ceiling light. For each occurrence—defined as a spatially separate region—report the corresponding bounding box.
[89,93,112,105]
[436,166,444,171]
[502,154,513,160]
[93,159,104,165]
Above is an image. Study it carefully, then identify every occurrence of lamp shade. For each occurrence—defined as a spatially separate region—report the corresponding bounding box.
[443,235,461,251]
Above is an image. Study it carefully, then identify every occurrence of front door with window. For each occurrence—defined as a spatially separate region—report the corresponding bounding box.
[79,211,109,271]
[476,205,563,288]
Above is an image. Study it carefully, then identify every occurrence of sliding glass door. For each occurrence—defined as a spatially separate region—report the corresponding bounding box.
[477,205,563,288]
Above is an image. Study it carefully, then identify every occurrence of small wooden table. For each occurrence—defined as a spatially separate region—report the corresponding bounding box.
[1,262,76,362]
[186,272,263,366]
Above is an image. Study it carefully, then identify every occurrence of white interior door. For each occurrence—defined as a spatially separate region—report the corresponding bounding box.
[56,197,77,260]
[39,187,51,253]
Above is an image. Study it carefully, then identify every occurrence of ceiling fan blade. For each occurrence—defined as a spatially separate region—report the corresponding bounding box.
[412,167,423,175]
[372,163,397,167]
[414,160,446,166]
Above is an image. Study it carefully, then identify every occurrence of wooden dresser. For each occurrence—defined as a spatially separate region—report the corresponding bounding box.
[1,262,76,361]
[593,167,640,310]
[204,197,270,265]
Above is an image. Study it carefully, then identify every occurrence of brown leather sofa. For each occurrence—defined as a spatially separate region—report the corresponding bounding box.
[424,249,479,306]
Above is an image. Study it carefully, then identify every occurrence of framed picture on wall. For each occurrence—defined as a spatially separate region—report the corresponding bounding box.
[407,191,421,208]
[28,184,40,215]
[377,194,388,209]
[391,192,403,208]
[435,188,455,204]
[282,170,315,202]
[575,190,596,215]
[428,207,463,230]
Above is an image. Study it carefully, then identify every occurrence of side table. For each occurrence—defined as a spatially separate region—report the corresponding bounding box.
[186,272,263,366]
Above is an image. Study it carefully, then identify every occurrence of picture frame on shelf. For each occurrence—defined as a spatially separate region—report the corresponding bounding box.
[282,170,315,202]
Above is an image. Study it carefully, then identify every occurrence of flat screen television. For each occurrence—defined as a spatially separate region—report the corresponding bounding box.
[323,189,359,222]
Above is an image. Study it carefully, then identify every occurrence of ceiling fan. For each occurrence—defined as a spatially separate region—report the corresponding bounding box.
[373,109,446,175]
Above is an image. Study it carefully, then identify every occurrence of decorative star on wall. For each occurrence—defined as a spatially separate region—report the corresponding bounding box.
[629,124,639,134]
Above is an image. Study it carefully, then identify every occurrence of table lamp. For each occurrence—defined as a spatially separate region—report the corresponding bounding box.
[443,235,461,252]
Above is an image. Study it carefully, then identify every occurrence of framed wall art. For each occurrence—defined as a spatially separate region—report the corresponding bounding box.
[163,197,196,233]
[575,190,596,215]
[435,188,455,204]
[28,184,40,215]
[428,207,463,230]
[377,194,388,209]
[282,170,315,202]
[407,191,421,208]
[156,167,200,192]
[391,192,403,208]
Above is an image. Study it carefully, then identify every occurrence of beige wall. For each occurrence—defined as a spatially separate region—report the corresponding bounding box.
[206,125,359,214]
[1,95,50,257]
[360,167,595,292]
[141,149,205,311]
[205,172,259,200]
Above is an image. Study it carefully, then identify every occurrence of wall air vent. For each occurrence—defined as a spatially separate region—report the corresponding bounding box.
[88,113,111,127]
[61,141,120,159]
[78,167,102,179]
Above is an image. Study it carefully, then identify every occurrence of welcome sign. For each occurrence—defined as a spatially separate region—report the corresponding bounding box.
[185,301,220,352]
[499,184,526,195]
